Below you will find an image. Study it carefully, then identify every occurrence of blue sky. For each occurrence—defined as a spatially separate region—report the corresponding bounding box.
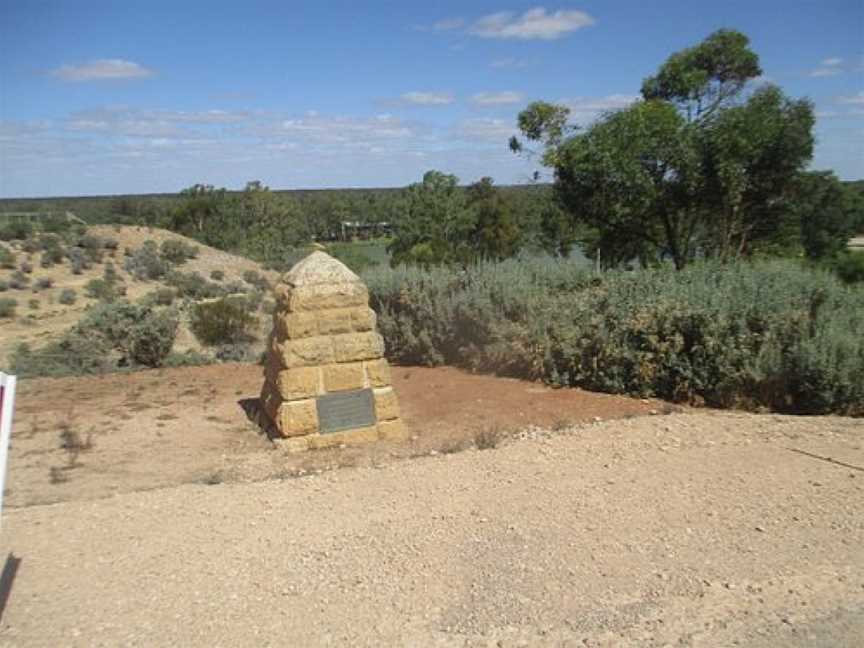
[1,0,862,197]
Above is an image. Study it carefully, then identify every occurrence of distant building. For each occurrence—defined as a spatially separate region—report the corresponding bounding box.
[337,221,393,241]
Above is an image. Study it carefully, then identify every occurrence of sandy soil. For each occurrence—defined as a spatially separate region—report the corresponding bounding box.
[4,363,663,508]
[0,226,276,364]
[0,408,861,646]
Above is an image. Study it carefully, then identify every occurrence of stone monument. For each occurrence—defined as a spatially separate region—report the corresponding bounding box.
[259,251,405,451]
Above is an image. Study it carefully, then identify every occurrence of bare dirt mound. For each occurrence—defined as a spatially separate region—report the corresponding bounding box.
[1,409,861,646]
[5,364,665,508]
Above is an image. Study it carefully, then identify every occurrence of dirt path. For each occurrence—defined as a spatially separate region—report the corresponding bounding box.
[5,364,662,508]
[1,412,862,646]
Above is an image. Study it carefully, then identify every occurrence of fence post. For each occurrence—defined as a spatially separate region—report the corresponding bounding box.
[0,373,17,530]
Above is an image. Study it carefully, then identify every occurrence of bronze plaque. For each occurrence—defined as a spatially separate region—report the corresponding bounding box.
[316,388,375,434]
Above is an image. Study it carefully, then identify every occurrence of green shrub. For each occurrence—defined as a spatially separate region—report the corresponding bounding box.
[242,270,270,291]
[77,302,179,367]
[160,239,199,265]
[832,251,864,284]
[35,277,53,290]
[0,281,7,292]
[124,241,170,280]
[0,246,15,269]
[67,248,88,274]
[165,271,224,300]
[58,288,77,305]
[28,298,40,310]
[365,258,864,415]
[210,269,225,281]
[9,271,29,290]
[84,278,118,302]
[0,297,17,318]
[103,262,119,283]
[190,298,258,346]
[0,220,33,241]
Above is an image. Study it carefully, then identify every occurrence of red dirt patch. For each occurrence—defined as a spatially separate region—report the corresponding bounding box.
[6,363,668,508]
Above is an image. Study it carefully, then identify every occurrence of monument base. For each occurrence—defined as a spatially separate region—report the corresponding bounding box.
[275,419,408,453]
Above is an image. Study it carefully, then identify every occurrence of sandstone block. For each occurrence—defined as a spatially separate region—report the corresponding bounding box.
[279,336,334,368]
[276,399,319,437]
[373,386,400,421]
[316,308,354,335]
[350,307,376,332]
[322,362,366,392]
[287,283,369,312]
[273,366,321,401]
[332,332,384,363]
[306,426,380,450]
[364,358,391,388]
[275,311,318,339]
[377,419,407,441]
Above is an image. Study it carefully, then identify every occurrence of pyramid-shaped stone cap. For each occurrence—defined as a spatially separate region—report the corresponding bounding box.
[283,251,361,287]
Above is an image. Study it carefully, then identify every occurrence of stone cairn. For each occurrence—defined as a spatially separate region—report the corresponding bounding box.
[259,251,405,452]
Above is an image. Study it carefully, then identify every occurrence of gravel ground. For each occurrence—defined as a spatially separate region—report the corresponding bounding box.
[1,412,862,647]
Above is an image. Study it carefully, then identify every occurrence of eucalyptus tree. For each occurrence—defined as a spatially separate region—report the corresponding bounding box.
[511,29,815,269]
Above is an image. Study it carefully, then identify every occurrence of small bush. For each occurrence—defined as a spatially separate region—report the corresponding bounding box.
[124,241,170,281]
[67,248,88,274]
[28,298,40,310]
[833,251,864,284]
[160,239,199,265]
[103,262,119,283]
[190,298,258,346]
[9,271,29,290]
[58,288,77,305]
[210,270,225,281]
[0,246,15,269]
[35,277,53,290]
[0,220,33,241]
[20,261,33,274]
[0,281,7,292]
[84,278,118,302]
[242,270,270,291]
[0,297,17,318]
[165,271,224,300]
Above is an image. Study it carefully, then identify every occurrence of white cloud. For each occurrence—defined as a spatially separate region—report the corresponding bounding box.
[432,17,464,31]
[821,57,843,66]
[456,117,516,141]
[470,91,524,106]
[400,91,454,106]
[809,67,842,78]
[560,94,639,122]
[470,7,594,40]
[837,91,864,106]
[50,59,155,82]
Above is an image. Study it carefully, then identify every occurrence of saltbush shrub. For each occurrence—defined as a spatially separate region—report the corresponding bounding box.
[190,298,258,346]
[165,271,224,300]
[84,278,118,302]
[832,251,864,284]
[0,246,16,269]
[58,288,77,305]
[124,241,170,280]
[0,220,33,241]
[0,297,17,318]
[12,302,179,377]
[160,239,199,265]
[364,258,864,415]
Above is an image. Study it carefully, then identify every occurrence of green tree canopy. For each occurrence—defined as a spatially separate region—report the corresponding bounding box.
[512,28,815,269]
